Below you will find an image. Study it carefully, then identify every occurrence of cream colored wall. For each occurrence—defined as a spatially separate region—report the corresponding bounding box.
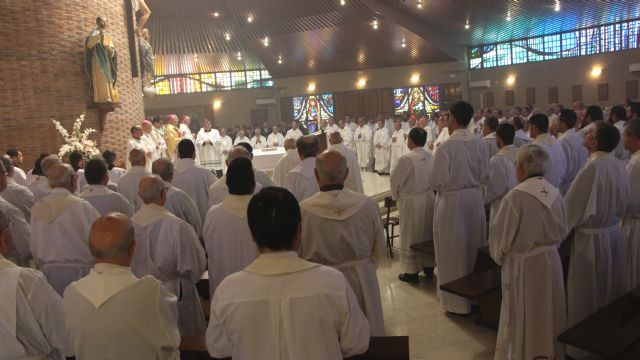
[468,48,640,110]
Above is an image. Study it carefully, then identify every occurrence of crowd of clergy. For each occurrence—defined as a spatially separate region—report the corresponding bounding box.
[1,98,639,360]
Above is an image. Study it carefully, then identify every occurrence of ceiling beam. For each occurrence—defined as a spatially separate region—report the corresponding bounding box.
[361,0,466,62]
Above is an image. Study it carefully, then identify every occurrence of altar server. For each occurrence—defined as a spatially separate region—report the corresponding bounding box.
[565,120,629,358]
[31,164,100,295]
[172,139,216,223]
[116,149,149,211]
[428,101,490,314]
[272,138,301,186]
[389,119,408,172]
[284,135,320,202]
[489,144,568,360]
[530,114,567,188]
[64,213,180,359]
[328,132,364,193]
[80,159,134,217]
[196,119,223,177]
[373,119,391,174]
[203,158,259,296]
[623,118,640,290]
[391,128,436,283]
[557,109,588,194]
[131,175,207,336]
[300,150,385,335]
[206,187,370,359]
[0,210,67,359]
[354,118,373,170]
[484,123,518,221]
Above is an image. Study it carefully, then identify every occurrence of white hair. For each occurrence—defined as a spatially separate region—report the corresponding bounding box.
[516,144,550,178]
[41,155,61,176]
[47,164,74,188]
[139,175,165,204]
[226,147,251,165]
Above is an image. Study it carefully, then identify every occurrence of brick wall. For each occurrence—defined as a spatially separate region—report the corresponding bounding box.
[0,0,144,169]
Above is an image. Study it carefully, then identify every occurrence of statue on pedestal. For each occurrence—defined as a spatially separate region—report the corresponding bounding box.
[139,28,155,90]
[85,16,119,103]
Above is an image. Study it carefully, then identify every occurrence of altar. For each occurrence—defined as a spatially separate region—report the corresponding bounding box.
[252,147,286,172]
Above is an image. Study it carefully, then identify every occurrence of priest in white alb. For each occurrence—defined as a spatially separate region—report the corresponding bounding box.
[116,149,149,211]
[6,148,28,186]
[63,213,180,359]
[484,123,518,221]
[338,119,355,151]
[196,119,223,178]
[285,121,304,141]
[285,135,321,202]
[530,114,567,188]
[131,175,207,336]
[482,116,500,159]
[0,170,31,269]
[250,128,267,150]
[299,150,384,335]
[218,128,234,175]
[80,159,134,217]
[272,138,301,186]
[557,109,588,194]
[428,101,490,314]
[31,164,101,295]
[328,132,364,193]
[233,129,251,146]
[172,139,217,224]
[141,120,161,162]
[389,119,408,172]
[125,125,153,172]
[203,158,259,296]
[29,155,60,203]
[206,187,370,359]
[152,158,203,237]
[373,119,391,174]
[354,118,373,170]
[623,118,640,290]
[0,211,67,359]
[267,125,285,147]
[512,116,532,148]
[564,120,629,358]
[489,144,568,360]
[0,156,34,222]
[391,128,436,283]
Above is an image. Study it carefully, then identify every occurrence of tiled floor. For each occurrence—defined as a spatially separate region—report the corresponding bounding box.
[362,171,497,360]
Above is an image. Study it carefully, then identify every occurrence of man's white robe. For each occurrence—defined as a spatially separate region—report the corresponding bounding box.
[514,129,532,148]
[29,176,51,203]
[285,128,303,141]
[233,135,251,147]
[196,129,223,172]
[428,129,490,314]
[116,166,149,211]
[354,126,373,168]
[206,252,370,360]
[284,157,319,202]
[250,135,267,149]
[203,195,259,297]
[533,133,567,189]
[80,185,134,217]
[125,137,152,172]
[150,127,168,160]
[272,149,301,186]
[373,128,391,173]
[0,254,66,359]
[1,177,34,222]
[63,263,180,359]
[164,185,203,237]
[267,133,285,148]
[339,126,355,151]
[489,177,568,360]
[558,129,588,194]
[430,127,449,154]
[389,129,408,172]
[131,204,207,336]
[219,135,234,174]
[9,166,28,187]
[172,158,216,224]
[30,188,100,295]
[484,146,518,222]
[623,150,640,291]
[425,121,438,148]
[483,132,500,159]
[142,133,159,161]
[299,188,385,335]
[108,166,126,184]
[565,152,629,357]
[0,197,31,266]
[179,123,194,140]
[614,120,630,162]
[329,143,364,193]
[391,147,436,274]
[347,121,358,133]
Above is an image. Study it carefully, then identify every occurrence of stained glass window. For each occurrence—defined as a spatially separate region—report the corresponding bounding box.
[246,70,261,88]
[155,78,170,95]
[153,69,273,95]
[527,37,545,62]
[200,73,216,91]
[481,45,497,68]
[512,40,528,64]
[544,34,561,60]
[393,86,441,115]
[468,47,483,69]
[215,73,231,89]
[496,43,512,66]
[580,28,600,55]
[630,20,640,49]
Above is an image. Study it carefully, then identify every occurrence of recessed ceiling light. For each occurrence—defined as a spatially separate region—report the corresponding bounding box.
[417,0,423,9]
[277,56,283,64]
[401,39,407,48]
[263,37,269,47]
[340,0,346,5]
[555,1,561,12]
[506,10,512,21]
[247,16,254,23]
[224,32,231,41]
[236,52,242,60]
[372,20,378,30]
[465,19,470,29]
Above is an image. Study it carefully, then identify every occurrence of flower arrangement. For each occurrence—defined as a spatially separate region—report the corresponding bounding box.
[51,113,101,159]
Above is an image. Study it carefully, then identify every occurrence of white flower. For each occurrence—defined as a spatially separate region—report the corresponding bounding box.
[52,113,100,159]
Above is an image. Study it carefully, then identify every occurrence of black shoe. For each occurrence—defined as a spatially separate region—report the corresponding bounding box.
[423,267,434,279]
[398,273,419,283]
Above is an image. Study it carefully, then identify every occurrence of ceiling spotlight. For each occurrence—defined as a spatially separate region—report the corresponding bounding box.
[213,100,221,110]
[308,82,316,92]
[506,10,512,21]
[357,78,367,88]
[555,1,561,12]
[411,73,420,84]
[193,54,199,62]
[401,39,407,48]
[340,0,346,5]
[277,56,283,64]
[224,32,231,41]
[465,19,470,30]
[247,15,254,23]
[506,75,516,86]
[372,20,378,30]
[236,52,242,60]
[417,0,423,9]
[263,37,269,47]
[591,65,602,78]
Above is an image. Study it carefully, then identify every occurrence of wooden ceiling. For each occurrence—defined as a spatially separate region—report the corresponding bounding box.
[146,0,640,77]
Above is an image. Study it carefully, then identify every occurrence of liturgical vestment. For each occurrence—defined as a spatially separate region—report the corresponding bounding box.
[172,158,217,224]
[624,150,640,290]
[329,143,364,193]
[272,149,301,187]
[284,157,319,202]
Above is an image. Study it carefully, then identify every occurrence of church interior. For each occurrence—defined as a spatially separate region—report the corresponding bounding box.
[1,0,640,359]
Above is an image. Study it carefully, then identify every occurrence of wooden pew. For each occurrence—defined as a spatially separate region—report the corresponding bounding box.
[179,336,410,360]
[557,287,640,359]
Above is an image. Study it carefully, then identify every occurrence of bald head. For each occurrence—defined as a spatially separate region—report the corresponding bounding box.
[315,150,348,187]
[89,213,135,265]
[226,147,251,166]
[41,155,61,177]
[284,138,296,150]
[329,131,343,145]
[138,175,166,206]
[152,158,174,182]
[47,164,76,191]
[129,149,146,167]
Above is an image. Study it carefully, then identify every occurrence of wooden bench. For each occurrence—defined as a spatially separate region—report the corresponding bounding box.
[180,336,410,360]
[557,287,640,359]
